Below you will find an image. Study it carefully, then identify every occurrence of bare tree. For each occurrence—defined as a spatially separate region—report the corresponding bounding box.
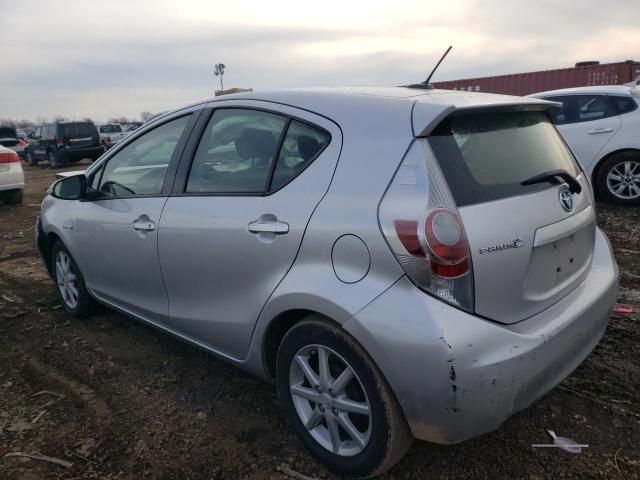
[140,111,153,122]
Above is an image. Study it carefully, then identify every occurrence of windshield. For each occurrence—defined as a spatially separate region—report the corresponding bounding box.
[428,111,579,206]
[100,124,122,133]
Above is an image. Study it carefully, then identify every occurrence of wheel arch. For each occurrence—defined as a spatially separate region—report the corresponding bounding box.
[41,231,62,276]
[262,309,340,380]
[591,147,640,194]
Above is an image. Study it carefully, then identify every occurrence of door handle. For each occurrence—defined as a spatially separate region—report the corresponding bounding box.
[587,128,614,134]
[248,219,289,235]
[133,219,156,232]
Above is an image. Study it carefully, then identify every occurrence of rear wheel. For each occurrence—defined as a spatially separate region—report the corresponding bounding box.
[48,150,66,168]
[51,241,95,318]
[26,150,37,166]
[276,317,412,478]
[596,152,640,206]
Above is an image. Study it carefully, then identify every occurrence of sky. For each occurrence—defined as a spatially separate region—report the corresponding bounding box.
[1,0,638,122]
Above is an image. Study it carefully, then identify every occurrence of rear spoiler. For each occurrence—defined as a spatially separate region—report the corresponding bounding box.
[412,93,561,137]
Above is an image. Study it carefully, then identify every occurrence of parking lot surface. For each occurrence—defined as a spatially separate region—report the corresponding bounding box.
[1,162,639,479]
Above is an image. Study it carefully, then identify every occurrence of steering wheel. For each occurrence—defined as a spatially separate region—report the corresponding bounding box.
[101,180,136,196]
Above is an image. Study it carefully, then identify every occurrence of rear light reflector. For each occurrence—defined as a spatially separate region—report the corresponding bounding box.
[0,150,19,163]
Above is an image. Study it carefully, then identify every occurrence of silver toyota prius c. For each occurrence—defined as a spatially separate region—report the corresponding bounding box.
[36,86,619,478]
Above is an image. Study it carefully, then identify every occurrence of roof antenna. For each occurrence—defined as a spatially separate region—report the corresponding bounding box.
[407,45,452,89]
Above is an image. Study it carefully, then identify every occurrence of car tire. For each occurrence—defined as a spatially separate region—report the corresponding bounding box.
[50,241,95,318]
[26,150,37,166]
[276,317,413,478]
[5,189,23,205]
[595,151,640,206]
[48,150,67,169]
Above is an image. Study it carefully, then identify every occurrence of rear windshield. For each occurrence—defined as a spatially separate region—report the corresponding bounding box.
[61,122,97,138]
[428,111,578,206]
[99,124,122,133]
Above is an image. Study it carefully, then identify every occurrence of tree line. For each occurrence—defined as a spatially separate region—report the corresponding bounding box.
[0,112,154,129]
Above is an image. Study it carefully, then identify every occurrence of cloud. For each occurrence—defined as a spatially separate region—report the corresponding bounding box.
[0,0,637,120]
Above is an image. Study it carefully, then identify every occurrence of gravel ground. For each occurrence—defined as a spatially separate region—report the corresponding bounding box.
[1,161,638,479]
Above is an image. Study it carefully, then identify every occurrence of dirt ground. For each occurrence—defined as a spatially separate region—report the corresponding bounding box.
[1,161,638,480]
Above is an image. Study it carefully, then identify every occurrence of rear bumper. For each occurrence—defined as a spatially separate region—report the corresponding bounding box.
[60,146,104,161]
[344,227,618,444]
[0,163,25,191]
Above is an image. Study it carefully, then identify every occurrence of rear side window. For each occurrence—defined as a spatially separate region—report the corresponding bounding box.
[61,123,97,137]
[270,120,330,190]
[611,95,638,115]
[577,95,616,122]
[428,111,579,206]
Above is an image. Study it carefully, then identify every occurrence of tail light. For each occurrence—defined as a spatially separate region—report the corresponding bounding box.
[379,140,474,311]
[17,139,27,148]
[0,150,19,164]
[55,137,64,146]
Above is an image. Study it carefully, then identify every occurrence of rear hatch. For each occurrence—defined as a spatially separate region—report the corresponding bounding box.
[61,122,100,149]
[427,109,594,323]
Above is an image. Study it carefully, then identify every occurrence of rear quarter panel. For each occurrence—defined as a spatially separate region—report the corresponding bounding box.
[244,97,415,376]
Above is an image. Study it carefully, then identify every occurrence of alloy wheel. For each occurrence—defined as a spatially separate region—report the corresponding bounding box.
[55,251,79,309]
[289,344,372,457]
[606,160,640,200]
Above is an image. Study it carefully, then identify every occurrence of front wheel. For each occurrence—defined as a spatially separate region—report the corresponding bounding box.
[596,152,640,206]
[276,317,412,478]
[51,241,95,318]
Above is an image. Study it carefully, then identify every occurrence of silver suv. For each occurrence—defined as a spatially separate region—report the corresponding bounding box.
[37,88,619,478]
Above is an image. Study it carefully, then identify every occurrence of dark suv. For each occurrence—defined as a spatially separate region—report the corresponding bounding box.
[26,122,104,168]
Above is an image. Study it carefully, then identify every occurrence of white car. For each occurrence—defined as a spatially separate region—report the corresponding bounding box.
[96,123,127,149]
[530,85,640,205]
[0,145,24,204]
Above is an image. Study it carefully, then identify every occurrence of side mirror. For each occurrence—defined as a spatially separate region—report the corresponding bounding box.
[51,175,86,200]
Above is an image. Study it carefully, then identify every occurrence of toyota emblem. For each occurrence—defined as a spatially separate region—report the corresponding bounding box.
[559,189,574,212]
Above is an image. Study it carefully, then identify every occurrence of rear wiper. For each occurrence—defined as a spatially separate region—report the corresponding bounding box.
[521,169,582,194]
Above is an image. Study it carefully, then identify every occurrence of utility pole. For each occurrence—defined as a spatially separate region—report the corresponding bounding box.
[214,63,226,92]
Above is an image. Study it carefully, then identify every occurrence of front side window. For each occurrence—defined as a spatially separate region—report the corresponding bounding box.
[186,109,287,193]
[546,96,576,125]
[98,115,190,197]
